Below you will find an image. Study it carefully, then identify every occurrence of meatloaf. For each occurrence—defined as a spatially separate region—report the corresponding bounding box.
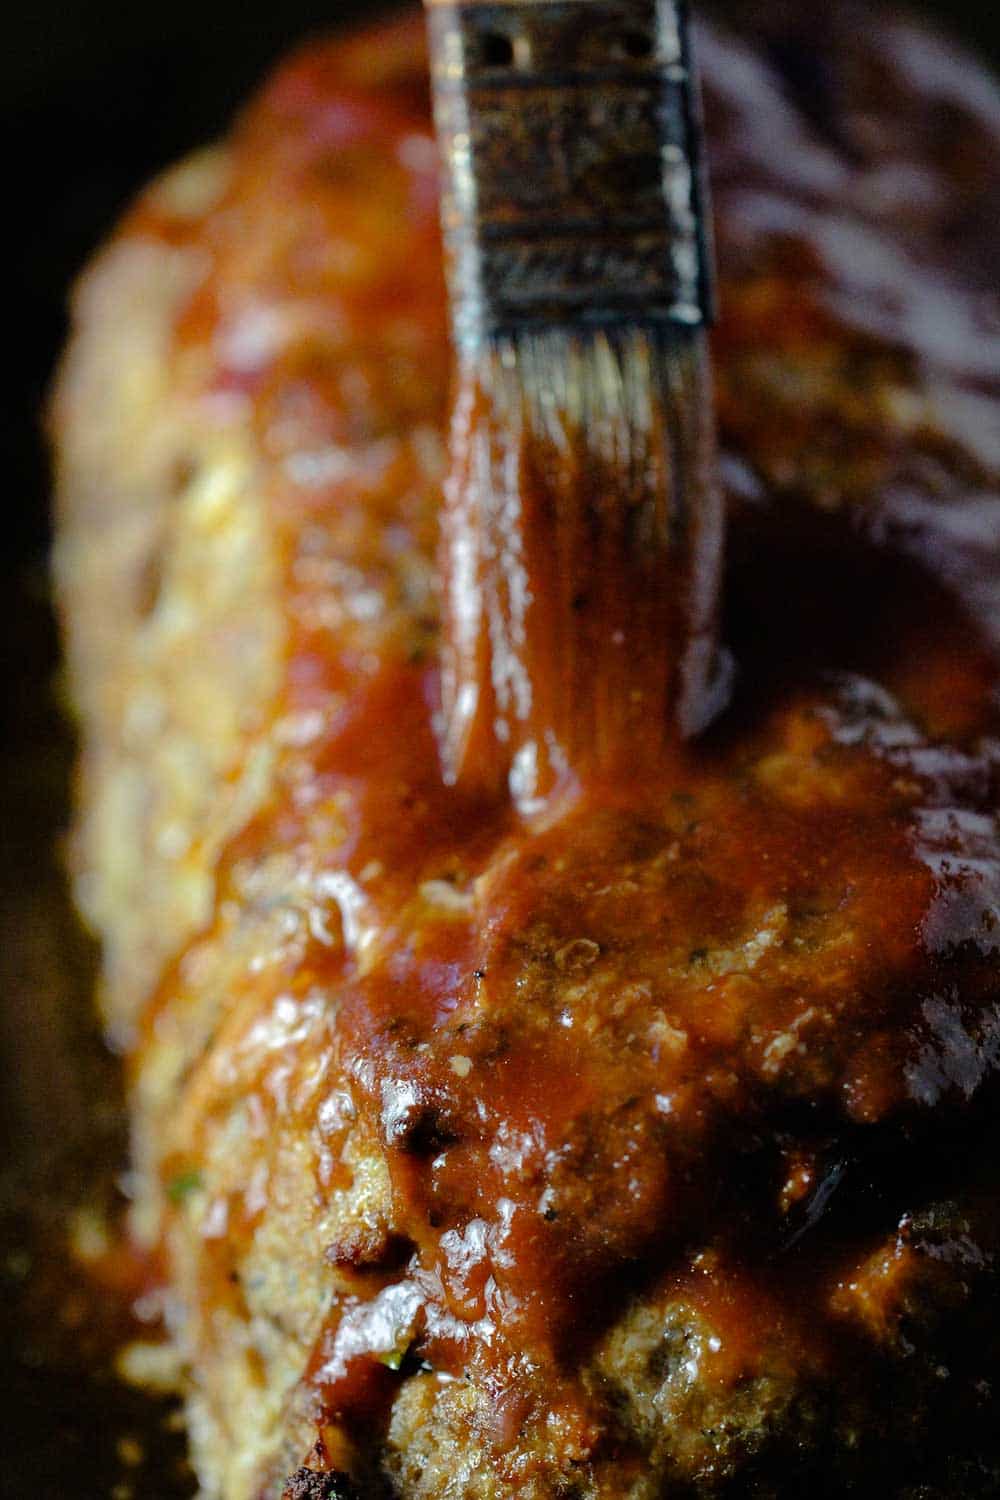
[51,5,1000,1497]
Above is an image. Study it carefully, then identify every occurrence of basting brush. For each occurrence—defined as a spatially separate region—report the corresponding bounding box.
[425,0,730,813]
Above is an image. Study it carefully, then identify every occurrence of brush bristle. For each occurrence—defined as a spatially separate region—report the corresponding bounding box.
[439,324,729,811]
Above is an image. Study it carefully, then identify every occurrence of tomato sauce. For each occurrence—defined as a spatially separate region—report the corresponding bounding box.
[112,9,1000,1488]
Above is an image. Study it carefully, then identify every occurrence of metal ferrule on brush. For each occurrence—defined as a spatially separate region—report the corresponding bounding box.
[426,0,715,350]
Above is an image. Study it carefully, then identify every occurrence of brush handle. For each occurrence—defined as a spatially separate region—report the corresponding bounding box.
[426,0,714,350]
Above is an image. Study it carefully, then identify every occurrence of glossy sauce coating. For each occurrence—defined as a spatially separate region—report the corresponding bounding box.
[106,9,1000,1490]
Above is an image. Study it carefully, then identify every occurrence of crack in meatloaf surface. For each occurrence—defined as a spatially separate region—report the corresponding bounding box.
[50,4,1000,1497]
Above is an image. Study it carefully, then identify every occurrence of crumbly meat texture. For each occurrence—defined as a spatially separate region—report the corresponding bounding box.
[51,6,1000,1499]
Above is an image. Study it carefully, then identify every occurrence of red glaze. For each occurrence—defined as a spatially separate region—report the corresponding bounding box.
[121,10,1000,1478]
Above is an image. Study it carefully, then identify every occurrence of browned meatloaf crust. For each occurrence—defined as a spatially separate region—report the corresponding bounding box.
[51,5,1000,1497]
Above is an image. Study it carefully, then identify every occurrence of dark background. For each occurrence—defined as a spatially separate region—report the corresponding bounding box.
[0,5,996,1496]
